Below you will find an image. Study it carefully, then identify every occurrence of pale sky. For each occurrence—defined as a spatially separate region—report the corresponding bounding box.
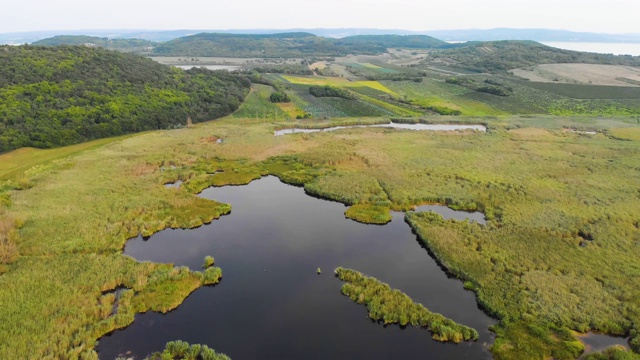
[0,0,638,34]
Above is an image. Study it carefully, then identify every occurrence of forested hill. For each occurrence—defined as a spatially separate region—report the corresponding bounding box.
[0,45,251,153]
[151,32,447,57]
[335,34,446,49]
[31,33,449,58]
[32,35,156,53]
[424,40,640,73]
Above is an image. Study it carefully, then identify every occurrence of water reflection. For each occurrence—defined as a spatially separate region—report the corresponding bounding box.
[98,176,495,359]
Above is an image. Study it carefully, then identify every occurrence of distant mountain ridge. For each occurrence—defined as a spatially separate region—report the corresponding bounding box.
[152,32,447,57]
[2,28,640,45]
[31,32,449,57]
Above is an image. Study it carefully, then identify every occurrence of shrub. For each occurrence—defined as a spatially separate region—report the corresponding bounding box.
[309,86,356,100]
[269,91,290,103]
[203,256,215,269]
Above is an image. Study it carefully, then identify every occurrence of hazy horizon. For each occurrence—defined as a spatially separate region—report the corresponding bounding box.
[1,0,638,34]
[1,27,639,36]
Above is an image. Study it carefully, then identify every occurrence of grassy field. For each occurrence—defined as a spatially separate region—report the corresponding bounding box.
[2,114,640,359]
[510,64,640,87]
[281,75,397,95]
[0,134,141,181]
[267,66,640,119]
[232,84,289,119]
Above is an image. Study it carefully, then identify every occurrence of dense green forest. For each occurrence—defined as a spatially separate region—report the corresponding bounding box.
[0,45,251,153]
[32,35,156,53]
[335,34,446,49]
[151,32,447,57]
[423,41,640,73]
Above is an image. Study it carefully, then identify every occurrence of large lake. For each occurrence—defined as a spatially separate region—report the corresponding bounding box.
[97,176,496,359]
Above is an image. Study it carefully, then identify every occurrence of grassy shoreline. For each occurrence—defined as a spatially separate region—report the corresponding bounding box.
[335,267,479,342]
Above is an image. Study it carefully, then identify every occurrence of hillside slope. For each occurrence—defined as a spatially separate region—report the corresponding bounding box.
[0,45,251,153]
[425,40,640,73]
[32,35,156,52]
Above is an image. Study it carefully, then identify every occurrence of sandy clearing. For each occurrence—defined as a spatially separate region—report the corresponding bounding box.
[309,61,327,70]
[510,64,640,87]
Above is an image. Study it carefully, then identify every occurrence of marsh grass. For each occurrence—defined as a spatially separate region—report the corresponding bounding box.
[583,346,640,360]
[147,340,231,360]
[344,204,392,224]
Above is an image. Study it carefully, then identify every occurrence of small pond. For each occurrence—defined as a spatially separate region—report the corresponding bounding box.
[175,65,242,71]
[163,180,183,189]
[274,123,487,136]
[98,176,497,359]
[414,205,486,225]
[578,332,630,357]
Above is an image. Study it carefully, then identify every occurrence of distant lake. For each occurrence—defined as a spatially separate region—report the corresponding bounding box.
[176,65,242,71]
[540,42,640,56]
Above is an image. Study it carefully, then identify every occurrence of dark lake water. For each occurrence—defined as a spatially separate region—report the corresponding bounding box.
[98,176,497,359]
[579,333,630,357]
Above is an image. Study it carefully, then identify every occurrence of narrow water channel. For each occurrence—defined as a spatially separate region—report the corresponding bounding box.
[274,123,487,136]
[98,176,496,359]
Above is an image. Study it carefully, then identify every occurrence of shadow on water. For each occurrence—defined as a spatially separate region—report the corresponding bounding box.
[578,332,630,357]
[98,176,496,360]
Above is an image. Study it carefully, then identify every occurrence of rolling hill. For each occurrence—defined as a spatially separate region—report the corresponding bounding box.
[0,45,250,153]
[423,40,640,73]
[32,35,156,52]
[151,32,448,57]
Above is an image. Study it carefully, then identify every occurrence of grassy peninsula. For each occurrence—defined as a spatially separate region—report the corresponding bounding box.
[335,267,479,342]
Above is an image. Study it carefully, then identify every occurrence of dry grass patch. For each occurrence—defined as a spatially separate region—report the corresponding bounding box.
[609,127,640,141]
[511,64,640,87]
[276,102,306,118]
